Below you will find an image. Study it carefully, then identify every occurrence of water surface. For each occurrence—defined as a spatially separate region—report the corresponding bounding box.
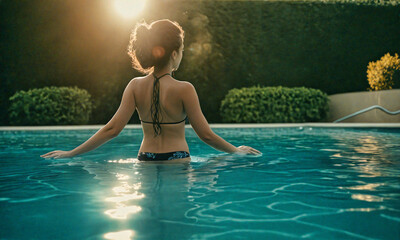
[1,127,399,239]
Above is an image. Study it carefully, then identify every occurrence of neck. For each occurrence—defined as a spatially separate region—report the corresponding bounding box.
[153,65,173,77]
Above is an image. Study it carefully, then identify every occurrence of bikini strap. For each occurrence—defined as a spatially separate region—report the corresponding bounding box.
[140,72,186,124]
[140,116,187,124]
[153,72,171,81]
[159,116,187,124]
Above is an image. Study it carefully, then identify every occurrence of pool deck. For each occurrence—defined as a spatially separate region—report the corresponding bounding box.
[1,123,400,131]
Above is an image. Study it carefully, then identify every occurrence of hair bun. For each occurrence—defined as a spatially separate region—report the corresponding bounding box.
[127,19,184,74]
[131,22,154,70]
[134,24,151,45]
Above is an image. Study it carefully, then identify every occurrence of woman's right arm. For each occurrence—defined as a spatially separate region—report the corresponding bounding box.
[181,82,260,155]
[41,79,137,159]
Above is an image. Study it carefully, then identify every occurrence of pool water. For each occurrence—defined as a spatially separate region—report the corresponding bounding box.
[1,127,399,239]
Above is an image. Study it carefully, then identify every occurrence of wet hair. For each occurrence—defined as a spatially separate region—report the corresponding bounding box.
[127,19,184,136]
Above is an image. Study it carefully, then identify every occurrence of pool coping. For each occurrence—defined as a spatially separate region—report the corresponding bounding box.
[1,123,400,131]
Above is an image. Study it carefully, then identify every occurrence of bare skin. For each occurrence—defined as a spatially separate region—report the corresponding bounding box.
[41,45,261,160]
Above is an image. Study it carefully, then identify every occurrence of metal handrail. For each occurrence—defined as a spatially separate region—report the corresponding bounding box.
[334,105,400,123]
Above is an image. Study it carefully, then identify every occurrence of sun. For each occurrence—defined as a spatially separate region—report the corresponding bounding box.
[114,0,146,19]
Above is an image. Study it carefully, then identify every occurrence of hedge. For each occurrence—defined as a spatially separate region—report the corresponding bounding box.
[1,0,399,124]
[220,86,329,123]
[9,86,92,125]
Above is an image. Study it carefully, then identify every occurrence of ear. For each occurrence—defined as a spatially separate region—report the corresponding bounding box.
[171,50,178,59]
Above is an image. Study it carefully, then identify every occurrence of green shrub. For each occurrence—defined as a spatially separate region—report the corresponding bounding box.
[220,86,329,123]
[9,86,92,125]
[367,53,400,91]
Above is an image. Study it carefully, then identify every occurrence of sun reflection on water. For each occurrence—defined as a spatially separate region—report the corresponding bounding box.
[107,159,136,164]
[331,134,396,178]
[104,173,144,220]
[351,194,384,202]
[339,183,384,191]
[345,205,386,212]
[104,230,135,240]
[104,205,142,220]
[353,136,382,155]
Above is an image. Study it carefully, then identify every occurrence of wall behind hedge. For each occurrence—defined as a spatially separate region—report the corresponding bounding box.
[1,0,399,125]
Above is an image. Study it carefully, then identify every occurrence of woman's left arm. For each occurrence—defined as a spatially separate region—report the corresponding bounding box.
[41,79,137,159]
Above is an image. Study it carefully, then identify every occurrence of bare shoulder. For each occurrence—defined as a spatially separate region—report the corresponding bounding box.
[130,76,146,84]
[176,80,195,93]
[125,78,142,96]
[126,78,137,89]
[128,76,149,88]
[179,80,194,87]
[173,81,197,101]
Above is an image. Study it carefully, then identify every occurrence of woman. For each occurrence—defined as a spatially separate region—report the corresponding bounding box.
[41,19,260,162]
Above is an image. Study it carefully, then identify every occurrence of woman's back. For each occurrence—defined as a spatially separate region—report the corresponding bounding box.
[133,74,189,153]
[40,19,260,161]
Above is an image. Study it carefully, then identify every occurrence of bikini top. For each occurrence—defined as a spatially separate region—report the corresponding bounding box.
[139,72,188,125]
[140,116,188,125]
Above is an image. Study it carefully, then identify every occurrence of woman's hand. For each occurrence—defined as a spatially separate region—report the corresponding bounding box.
[40,150,74,159]
[235,145,262,155]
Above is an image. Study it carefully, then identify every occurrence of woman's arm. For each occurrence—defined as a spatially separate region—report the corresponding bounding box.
[41,79,137,159]
[181,82,260,155]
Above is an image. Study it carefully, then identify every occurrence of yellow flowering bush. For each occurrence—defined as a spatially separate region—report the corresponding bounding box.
[367,53,400,90]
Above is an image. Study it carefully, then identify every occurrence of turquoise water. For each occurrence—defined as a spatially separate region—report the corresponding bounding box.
[1,127,400,240]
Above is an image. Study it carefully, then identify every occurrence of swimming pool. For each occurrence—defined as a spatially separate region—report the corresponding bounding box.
[1,126,399,239]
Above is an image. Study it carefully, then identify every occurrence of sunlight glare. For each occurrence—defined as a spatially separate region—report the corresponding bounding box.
[351,194,384,202]
[114,0,146,19]
[105,205,142,219]
[104,230,135,240]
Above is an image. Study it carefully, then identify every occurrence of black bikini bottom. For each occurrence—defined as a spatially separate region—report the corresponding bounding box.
[137,151,190,161]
